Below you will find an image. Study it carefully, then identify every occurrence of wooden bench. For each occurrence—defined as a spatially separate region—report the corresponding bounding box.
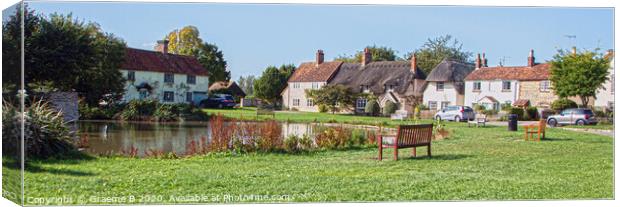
[378,124,433,161]
[524,119,546,141]
[256,108,275,119]
[468,114,487,127]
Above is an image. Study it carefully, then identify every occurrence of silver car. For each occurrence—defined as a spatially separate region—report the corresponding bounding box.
[546,108,597,126]
[434,106,475,122]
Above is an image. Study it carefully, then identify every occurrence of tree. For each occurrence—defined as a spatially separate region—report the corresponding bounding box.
[305,85,357,114]
[253,64,294,104]
[405,35,473,74]
[238,75,256,96]
[2,5,127,106]
[165,26,230,84]
[334,45,398,63]
[549,49,610,106]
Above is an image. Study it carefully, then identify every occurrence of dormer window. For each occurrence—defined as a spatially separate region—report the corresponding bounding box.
[361,85,370,93]
[436,82,444,91]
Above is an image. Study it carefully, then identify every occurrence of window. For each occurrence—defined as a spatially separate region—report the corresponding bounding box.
[540,80,550,92]
[163,91,174,102]
[186,92,193,102]
[436,82,444,91]
[292,99,300,106]
[307,98,314,107]
[441,101,450,109]
[502,81,511,91]
[187,75,196,84]
[428,101,437,110]
[292,82,300,89]
[356,99,367,109]
[164,73,174,84]
[473,82,481,91]
[312,82,319,89]
[127,71,135,81]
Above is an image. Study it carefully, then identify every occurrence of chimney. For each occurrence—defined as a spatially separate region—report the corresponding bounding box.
[475,53,481,69]
[571,47,577,55]
[362,48,372,66]
[482,53,488,67]
[316,49,324,66]
[528,49,535,67]
[410,53,417,73]
[155,40,169,54]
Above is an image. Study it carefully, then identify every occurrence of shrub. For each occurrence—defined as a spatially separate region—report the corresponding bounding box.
[474,104,486,113]
[318,104,328,113]
[382,101,397,116]
[501,103,513,111]
[255,120,283,152]
[525,106,538,120]
[209,114,235,152]
[417,104,429,110]
[153,104,177,122]
[298,134,314,151]
[283,135,300,153]
[482,109,497,116]
[509,107,524,119]
[364,100,380,116]
[315,126,350,149]
[551,98,577,112]
[121,99,158,121]
[2,100,76,159]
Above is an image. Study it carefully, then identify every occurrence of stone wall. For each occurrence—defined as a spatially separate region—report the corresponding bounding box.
[518,81,559,108]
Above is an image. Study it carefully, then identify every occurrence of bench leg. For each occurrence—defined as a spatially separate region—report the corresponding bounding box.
[394,146,398,161]
[427,144,431,157]
[378,138,383,161]
[412,147,416,157]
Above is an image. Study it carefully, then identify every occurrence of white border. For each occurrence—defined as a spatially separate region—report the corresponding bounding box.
[0,1,617,207]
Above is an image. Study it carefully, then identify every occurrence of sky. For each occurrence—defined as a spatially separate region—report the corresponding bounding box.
[3,2,614,80]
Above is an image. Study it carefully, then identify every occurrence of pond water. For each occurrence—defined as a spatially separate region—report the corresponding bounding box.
[77,120,383,156]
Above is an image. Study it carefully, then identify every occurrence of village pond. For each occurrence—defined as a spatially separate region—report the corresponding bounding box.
[76,120,384,157]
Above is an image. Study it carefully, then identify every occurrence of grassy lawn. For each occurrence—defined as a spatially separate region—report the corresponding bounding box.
[3,123,612,205]
[203,107,434,127]
[564,123,614,130]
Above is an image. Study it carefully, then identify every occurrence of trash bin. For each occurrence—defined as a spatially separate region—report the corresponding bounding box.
[508,114,518,131]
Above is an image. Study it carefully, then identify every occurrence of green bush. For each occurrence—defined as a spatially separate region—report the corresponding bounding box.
[501,103,513,111]
[153,104,178,122]
[551,98,577,112]
[525,106,538,120]
[364,100,380,116]
[382,101,397,116]
[482,109,497,116]
[2,100,76,159]
[121,99,159,121]
[318,104,328,113]
[417,104,429,110]
[509,107,524,120]
[283,135,300,153]
[298,134,314,151]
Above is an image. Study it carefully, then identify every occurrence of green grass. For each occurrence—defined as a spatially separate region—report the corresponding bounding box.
[4,123,613,205]
[563,123,614,130]
[204,107,433,127]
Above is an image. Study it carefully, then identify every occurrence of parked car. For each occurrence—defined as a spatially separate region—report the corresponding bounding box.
[199,94,236,109]
[546,108,597,127]
[434,105,475,122]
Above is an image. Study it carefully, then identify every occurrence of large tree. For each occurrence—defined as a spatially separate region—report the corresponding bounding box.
[253,64,295,104]
[2,5,127,106]
[165,26,230,84]
[305,85,357,114]
[549,48,610,107]
[405,35,473,74]
[334,45,398,63]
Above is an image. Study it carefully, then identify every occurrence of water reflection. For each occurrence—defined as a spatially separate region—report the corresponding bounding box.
[77,121,380,156]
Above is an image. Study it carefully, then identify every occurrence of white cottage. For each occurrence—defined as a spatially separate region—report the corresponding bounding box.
[422,59,475,110]
[120,40,210,104]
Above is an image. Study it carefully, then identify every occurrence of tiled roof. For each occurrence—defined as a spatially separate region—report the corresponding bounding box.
[464,63,550,81]
[121,48,208,76]
[288,61,343,82]
[513,99,530,107]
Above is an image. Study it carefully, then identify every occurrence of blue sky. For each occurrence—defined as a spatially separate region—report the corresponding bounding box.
[6,2,615,80]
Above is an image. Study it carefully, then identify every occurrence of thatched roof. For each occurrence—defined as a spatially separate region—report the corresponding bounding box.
[424,59,474,94]
[209,81,246,97]
[330,61,427,96]
[426,59,475,82]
